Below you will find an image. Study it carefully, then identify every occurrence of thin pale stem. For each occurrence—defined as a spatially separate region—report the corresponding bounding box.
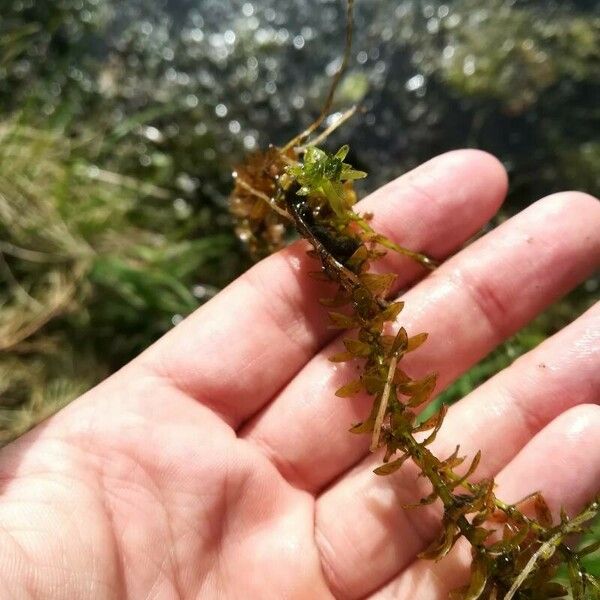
[281,0,354,152]
[371,354,398,452]
[297,106,358,152]
[233,177,292,220]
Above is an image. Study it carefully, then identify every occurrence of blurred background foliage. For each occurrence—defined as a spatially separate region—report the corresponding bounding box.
[0,0,598,453]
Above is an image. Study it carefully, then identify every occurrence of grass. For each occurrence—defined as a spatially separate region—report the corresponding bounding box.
[0,117,241,445]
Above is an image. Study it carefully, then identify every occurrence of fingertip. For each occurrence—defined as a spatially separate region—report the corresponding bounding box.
[554,403,600,443]
[436,148,509,201]
[499,403,600,515]
[357,149,509,265]
[413,149,509,228]
[535,190,600,222]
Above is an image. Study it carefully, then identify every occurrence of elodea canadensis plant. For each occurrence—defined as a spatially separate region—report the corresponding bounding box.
[229,2,600,597]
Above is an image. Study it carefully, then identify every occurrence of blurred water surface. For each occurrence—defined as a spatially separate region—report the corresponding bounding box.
[3,0,599,208]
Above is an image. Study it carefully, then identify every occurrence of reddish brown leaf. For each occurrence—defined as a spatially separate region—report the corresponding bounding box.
[418,520,459,560]
[328,311,358,329]
[328,351,354,363]
[391,326,409,354]
[407,332,428,352]
[373,454,409,476]
[335,379,363,397]
[359,272,397,297]
[343,338,372,357]
[393,368,411,385]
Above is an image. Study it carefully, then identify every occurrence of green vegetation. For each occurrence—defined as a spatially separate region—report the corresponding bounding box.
[0,117,243,444]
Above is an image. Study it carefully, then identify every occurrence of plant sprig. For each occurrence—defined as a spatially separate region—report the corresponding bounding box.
[228,0,599,595]
[231,142,599,599]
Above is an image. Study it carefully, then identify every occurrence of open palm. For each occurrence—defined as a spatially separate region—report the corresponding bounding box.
[0,150,599,600]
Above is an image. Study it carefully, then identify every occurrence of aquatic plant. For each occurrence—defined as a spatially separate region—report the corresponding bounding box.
[229,2,600,597]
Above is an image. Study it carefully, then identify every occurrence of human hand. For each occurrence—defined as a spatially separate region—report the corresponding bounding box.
[0,150,598,599]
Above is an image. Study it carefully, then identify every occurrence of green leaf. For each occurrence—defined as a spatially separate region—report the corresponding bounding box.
[568,557,585,600]
[334,144,349,160]
[345,245,369,270]
[534,493,554,528]
[319,292,350,308]
[398,372,438,407]
[580,539,600,556]
[461,552,489,600]
[451,451,482,489]
[341,168,367,181]
[439,445,466,472]
[321,178,346,217]
[380,301,405,322]
[413,405,447,433]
